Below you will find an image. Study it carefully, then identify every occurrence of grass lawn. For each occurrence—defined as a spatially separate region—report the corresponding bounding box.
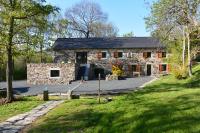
[0,96,44,122]
[27,65,200,133]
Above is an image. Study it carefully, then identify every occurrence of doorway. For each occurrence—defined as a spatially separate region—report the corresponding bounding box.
[76,52,87,64]
[147,64,151,76]
[94,68,105,79]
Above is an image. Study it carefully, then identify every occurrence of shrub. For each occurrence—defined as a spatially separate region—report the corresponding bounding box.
[13,68,27,80]
[173,66,188,79]
[195,55,200,62]
[112,65,124,76]
[187,65,200,87]
[187,74,200,87]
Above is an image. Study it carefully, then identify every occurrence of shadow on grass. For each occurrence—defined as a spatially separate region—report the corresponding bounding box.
[135,82,186,95]
[28,90,200,133]
[186,65,200,88]
[187,72,200,88]
[125,91,200,132]
[28,109,126,133]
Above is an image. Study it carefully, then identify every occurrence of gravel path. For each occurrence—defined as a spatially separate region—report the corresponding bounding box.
[0,100,64,133]
[0,77,154,96]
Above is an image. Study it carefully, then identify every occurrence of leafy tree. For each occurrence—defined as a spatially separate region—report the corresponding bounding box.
[145,0,200,77]
[0,46,6,82]
[49,13,69,39]
[0,0,58,102]
[34,13,68,63]
[90,22,118,37]
[122,32,134,37]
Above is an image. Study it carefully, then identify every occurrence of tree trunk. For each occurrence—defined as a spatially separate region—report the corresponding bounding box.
[6,17,14,102]
[0,63,2,82]
[186,27,192,77]
[182,26,186,66]
[26,39,30,64]
[40,43,43,63]
[86,31,90,38]
[6,46,13,102]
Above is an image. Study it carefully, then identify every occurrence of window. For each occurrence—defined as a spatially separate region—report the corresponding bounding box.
[129,64,140,72]
[143,52,151,58]
[147,52,151,58]
[101,52,107,58]
[132,65,137,72]
[113,51,123,58]
[50,69,60,78]
[159,64,167,71]
[118,52,123,58]
[158,52,167,58]
[162,52,166,58]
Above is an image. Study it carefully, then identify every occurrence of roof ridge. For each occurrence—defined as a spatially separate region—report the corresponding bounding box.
[53,37,164,50]
[57,37,154,40]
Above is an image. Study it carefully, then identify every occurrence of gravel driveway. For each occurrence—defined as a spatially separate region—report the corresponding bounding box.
[0,76,154,96]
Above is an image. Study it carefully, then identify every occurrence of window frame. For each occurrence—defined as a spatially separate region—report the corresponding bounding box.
[162,52,167,58]
[143,52,152,58]
[101,51,107,59]
[146,52,151,58]
[117,51,123,58]
[49,68,61,79]
[160,64,167,72]
[132,64,137,72]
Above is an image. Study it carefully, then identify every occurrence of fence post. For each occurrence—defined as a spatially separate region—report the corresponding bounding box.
[98,73,101,104]
[43,87,49,101]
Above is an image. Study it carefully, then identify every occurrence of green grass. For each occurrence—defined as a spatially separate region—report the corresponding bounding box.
[0,96,44,122]
[27,65,200,133]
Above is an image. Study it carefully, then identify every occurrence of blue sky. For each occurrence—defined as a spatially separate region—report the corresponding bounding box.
[46,0,153,37]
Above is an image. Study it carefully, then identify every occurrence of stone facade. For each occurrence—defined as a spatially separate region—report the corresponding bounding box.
[54,48,170,77]
[27,63,76,85]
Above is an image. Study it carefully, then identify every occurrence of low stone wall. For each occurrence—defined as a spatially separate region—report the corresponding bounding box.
[27,63,76,85]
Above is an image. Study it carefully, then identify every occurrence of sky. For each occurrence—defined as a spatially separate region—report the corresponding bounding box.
[46,0,153,37]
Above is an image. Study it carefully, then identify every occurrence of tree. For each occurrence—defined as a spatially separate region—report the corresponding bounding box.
[90,22,118,37]
[0,0,58,102]
[0,46,6,82]
[49,14,69,38]
[31,13,68,63]
[24,13,69,64]
[123,32,134,37]
[65,0,107,38]
[145,0,200,77]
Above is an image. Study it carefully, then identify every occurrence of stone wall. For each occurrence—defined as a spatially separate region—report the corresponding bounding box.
[54,48,169,77]
[27,63,76,85]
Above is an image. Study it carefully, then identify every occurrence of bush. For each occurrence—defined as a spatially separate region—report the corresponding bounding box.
[173,66,188,79]
[187,74,200,87]
[112,65,124,76]
[187,65,200,87]
[195,55,200,62]
[13,68,27,80]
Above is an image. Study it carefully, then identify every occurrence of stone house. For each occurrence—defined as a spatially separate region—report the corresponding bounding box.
[52,37,170,80]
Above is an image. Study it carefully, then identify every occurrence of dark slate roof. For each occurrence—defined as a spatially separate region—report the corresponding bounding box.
[53,37,164,50]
